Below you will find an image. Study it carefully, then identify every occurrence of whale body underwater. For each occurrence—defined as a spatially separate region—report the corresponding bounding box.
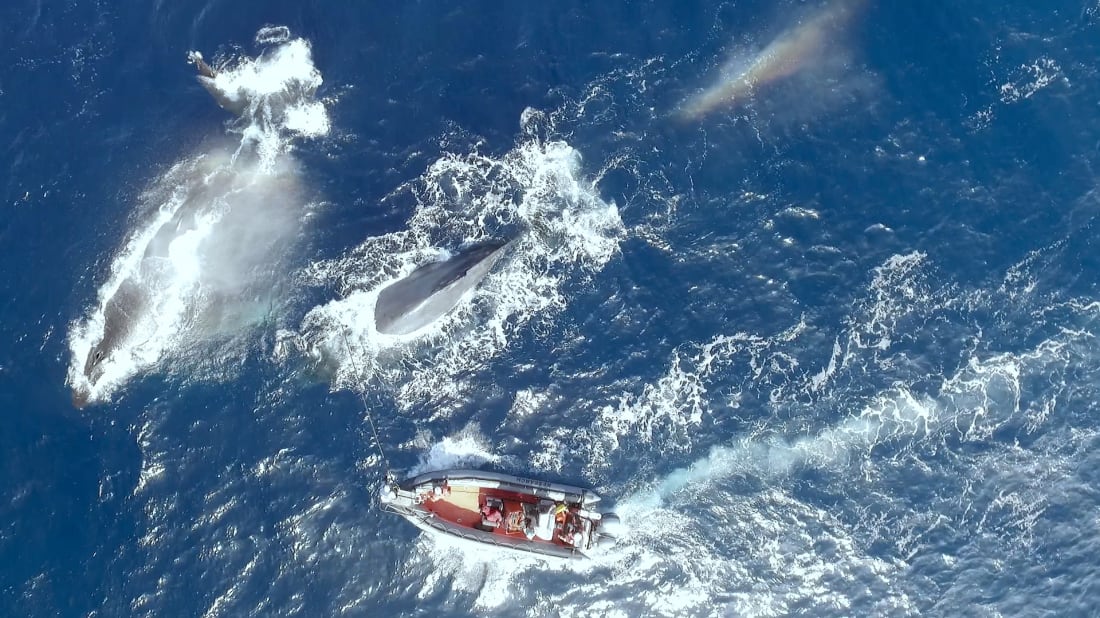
[374,240,512,336]
[72,48,320,407]
[72,196,205,407]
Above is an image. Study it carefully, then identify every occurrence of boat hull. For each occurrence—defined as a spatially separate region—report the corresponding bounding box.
[381,469,617,560]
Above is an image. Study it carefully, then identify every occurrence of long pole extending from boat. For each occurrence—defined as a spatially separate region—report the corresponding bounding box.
[340,328,394,480]
[342,331,627,557]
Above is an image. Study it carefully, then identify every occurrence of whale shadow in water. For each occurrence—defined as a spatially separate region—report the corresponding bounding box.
[373,239,514,336]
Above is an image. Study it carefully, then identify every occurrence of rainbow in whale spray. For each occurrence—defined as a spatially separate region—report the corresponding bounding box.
[678,0,868,120]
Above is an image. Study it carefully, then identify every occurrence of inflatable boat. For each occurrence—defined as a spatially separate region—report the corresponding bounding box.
[380,469,623,560]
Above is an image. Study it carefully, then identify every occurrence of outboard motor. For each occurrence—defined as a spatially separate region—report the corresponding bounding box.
[378,474,400,505]
[596,513,624,547]
[379,484,397,504]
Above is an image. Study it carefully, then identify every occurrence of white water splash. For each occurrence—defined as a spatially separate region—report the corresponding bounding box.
[406,426,501,476]
[294,118,624,411]
[200,28,330,168]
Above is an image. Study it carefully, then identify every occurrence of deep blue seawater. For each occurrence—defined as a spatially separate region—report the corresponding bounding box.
[5,0,1100,615]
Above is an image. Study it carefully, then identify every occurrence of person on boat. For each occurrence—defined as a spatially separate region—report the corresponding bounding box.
[554,502,568,524]
[561,527,575,545]
[480,503,503,525]
[426,485,450,502]
[524,517,536,540]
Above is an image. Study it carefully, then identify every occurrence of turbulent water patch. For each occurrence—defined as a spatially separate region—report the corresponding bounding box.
[289,113,624,412]
[510,244,1100,615]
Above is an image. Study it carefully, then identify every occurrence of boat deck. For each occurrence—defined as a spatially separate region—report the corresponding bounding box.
[423,484,482,527]
[420,485,581,549]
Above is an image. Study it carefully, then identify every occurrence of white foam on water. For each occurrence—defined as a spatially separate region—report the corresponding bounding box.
[542,249,1100,615]
[296,119,624,412]
[544,488,914,616]
[580,319,808,477]
[68,27,328,406]
[406,426,501,476]
[998,57,1067,104]
[848,251,930,352]
[588,251,1085,500]
[405,532,560,611]
[970,54,1070,129]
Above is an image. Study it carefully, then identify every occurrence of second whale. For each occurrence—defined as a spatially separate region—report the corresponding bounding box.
[374,239,513,336]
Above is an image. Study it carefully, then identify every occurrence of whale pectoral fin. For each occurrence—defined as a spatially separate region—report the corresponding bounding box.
[82,346,108,383]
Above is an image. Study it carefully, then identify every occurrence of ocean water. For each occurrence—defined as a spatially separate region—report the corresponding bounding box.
[4,0,1100,615]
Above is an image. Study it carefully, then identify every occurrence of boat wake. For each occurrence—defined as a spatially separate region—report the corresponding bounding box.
[521,246,1100,615]
[67,27,329,406]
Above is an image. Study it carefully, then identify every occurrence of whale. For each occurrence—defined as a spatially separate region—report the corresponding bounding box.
[74,279,146,405]
[72,176,213,407]
[374,240,512,336]
[678,0,865,120]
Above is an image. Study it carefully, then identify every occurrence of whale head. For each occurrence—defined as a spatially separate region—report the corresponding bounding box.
[82,344,108,380]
